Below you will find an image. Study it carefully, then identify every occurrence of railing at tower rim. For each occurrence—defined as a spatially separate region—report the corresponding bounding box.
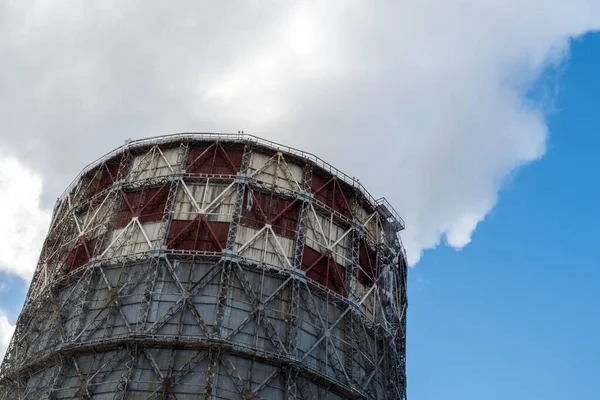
[58,132,405,231]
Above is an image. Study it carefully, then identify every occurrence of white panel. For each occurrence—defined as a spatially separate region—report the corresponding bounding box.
[353,205,369,224]
[204,183,236,223]
[173,184,195,220]
[365,214,389,246]
[161,147,179,165]
[236,226,294,269]
[128,147,178,181]
[107,221,160,256]
[305,212,350,266]
[248,152,303,191]
[142,221,161,242]
[173,182,235,222]
[355,281,375,320]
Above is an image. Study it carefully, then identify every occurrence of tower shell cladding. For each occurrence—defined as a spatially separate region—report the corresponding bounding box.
[0,133,408,399]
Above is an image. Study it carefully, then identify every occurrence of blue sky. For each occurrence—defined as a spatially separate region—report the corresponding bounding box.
[408,33,600,400]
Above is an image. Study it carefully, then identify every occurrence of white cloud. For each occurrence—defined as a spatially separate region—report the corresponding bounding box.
[0,311,16,360]
[0,154,51,280]
[0,1,598,268]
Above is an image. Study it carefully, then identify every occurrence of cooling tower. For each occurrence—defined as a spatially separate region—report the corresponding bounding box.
[0,133,407,399]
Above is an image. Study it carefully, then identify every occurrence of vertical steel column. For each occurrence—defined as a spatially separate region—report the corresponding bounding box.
[43,355,65,400]
[206,143,252,400]
[345,193,364,389]
[136,142,189,333]
[286,161,313,399]
[70,269,97,343]
[156,142,189,247]
[289,162,313,352]
[214,143,251,336]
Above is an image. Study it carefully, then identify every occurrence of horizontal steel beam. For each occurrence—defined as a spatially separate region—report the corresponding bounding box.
[0,336,366,400]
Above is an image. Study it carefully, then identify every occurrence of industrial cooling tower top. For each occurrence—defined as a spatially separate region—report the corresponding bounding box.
[0,133,408,400]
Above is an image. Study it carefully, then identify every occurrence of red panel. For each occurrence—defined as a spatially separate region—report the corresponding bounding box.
[115,186,168,228]
[358,240,379,285]
[63,237,96,275]
[240,188,265,231]
[302,246,346,295]
[167,219,229,252]
[187,144,243,175]
[311,174,353,218]
[241,190,300,239]
[86,161,122,199]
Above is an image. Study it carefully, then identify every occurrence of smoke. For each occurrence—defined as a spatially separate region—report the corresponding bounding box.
[0,0,598,278]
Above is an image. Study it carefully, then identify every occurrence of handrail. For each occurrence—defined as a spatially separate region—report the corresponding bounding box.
[58,132,405,229]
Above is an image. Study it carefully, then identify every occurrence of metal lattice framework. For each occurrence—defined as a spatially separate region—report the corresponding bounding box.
[0,133,407,399]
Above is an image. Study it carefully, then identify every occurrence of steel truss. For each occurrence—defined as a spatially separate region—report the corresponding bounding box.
[0,135,407,399]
